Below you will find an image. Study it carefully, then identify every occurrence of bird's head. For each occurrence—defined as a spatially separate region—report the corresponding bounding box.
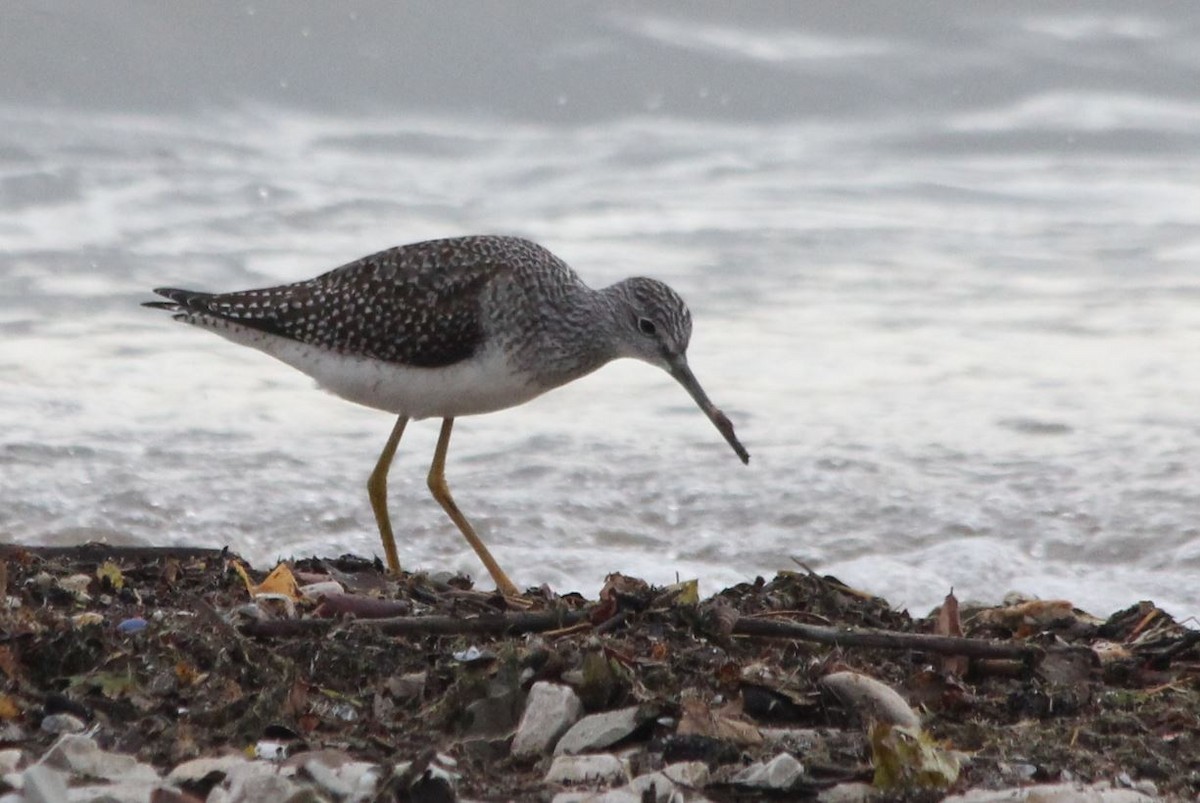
[609,277,749,464]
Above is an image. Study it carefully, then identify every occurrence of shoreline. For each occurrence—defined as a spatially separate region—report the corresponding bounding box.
[0,542,1195,801]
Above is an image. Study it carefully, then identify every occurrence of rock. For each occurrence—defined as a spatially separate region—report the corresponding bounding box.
[40,713,87,735]
[817,781,874,802]
[659,734,741,767]
[0,749,22,775]
[627,771,678,802]
[544,754,630,786]
[661,761,709,789]
[385,672,426,702]
[165,754,249,786]
[211,761,300,803]
[554,789,644,803]
[941,782,1157,802]
[66,779,164,802]
[224,770,304,803]
[511,682,584,759]
[732,752,805,790]
[42,734,159,782]
[759,726,823,751]
[290,750,380,800]
[463,685,523,738]
[820,671,920,729]
[554,706,647,756]
[22,764,69,803]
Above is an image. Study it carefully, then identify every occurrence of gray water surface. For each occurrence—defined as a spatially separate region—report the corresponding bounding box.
[3,3,1199,617]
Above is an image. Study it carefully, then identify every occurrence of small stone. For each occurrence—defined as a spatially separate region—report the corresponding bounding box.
[166,754,249,785]
[384,671,426,702]
[544,754,630,786]
[561,789,643,803]
[759,727,823,751]
[554,706,646,756]
[661,761,709,789]
[22,764,69,803]
[512,682,584,759]
[299,756,352,798]
[820,671,920,729]
[0,749,22,775]
[463,684,523,738]
[941,782,1158,803]
[39,713,86,735]
[66,779,162,802]
[627,771,677,802]
[732,753,805,790]
[224,770,302,803]
[116,617,149,634]
[818,781,874,803]
[43,734,159,782]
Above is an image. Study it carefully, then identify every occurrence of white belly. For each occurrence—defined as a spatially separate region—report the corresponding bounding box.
[192,316,547,419]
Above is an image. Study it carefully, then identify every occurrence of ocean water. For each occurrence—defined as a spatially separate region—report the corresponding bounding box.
[2,2,1199,618]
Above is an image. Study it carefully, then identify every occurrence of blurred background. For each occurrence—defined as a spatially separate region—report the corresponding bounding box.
[2,1,1199,617]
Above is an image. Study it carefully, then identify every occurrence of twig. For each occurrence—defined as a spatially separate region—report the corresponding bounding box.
[241,619,336,638]
[359,608,590,637]
[730,616,1042,661]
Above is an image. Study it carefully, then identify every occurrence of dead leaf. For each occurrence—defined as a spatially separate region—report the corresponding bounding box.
[935,590,969,677]
[96,561,125,591]
[677,694,763,747]
[870,721,962,791]
[0,693,20,720]
[231,560,302,601]
[0,646,22,681]
[174,661,204,687]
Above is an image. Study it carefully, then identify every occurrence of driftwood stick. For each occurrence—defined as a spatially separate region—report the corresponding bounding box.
[731,616,1041,661]
[362,608,590,637]
[241,619,336,638]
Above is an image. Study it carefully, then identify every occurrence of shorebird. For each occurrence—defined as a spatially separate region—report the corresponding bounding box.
[145,235,749,596]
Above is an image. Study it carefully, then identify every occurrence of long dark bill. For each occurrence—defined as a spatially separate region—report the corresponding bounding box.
[670,360,750,464]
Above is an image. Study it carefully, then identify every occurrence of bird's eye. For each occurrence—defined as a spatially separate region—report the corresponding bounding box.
[637,317,657,336]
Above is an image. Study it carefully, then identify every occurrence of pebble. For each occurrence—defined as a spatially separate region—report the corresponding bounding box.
[732,752,805,790]
[165,754,249,785]
[627,770,681,802]
[544,754,630,786]
[21,764,69,803]
[941,782,1158,802]
[39,713,86,735]
[0,749,22,775]
[759,726,823,751]
[660,761,709,789]
[820,671,920,729]
[554,706,646,756]
[42,734,159,782]
[817,781,874,802]
[116,617,148,633]
[512,682,584,759]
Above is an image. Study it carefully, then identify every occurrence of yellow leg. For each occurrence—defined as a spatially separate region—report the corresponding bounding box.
[368,415,408,575]
[427,417,521,597]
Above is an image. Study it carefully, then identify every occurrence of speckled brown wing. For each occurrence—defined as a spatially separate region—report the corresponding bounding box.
[151,237,521,368]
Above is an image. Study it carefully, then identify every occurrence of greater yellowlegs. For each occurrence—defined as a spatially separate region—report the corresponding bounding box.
[144,235,749,596]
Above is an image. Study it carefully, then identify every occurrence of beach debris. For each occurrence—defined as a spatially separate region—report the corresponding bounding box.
[555,705,655,756]
[731,751,806,791]
[544,753,630,786]
[870,722,963,792]
[512,681,585,760]
[821,671,921,729]
[936,590,970,676]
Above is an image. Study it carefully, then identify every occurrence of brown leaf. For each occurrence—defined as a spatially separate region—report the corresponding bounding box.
[677,694,763,747]
[935,590,969,677]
